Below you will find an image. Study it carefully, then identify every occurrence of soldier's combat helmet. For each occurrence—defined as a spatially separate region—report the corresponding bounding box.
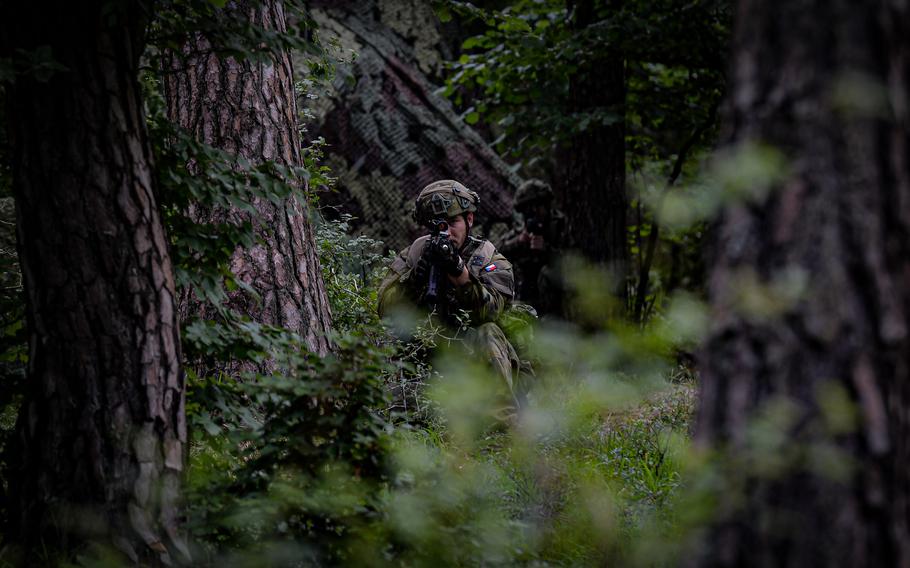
[414,179,480,224]
[513,179,554,210]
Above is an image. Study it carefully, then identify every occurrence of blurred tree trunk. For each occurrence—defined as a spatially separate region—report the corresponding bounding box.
[164,0,333,356]
[2,1,187,563]
[695,0,910,566]
[564,0,627,277]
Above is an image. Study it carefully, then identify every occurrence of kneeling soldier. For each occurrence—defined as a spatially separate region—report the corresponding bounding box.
[378,180,525,415]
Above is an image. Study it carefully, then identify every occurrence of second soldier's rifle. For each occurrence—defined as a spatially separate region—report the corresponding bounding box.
[424,218,452,306]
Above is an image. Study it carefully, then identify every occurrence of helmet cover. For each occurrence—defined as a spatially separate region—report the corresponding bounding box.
[513,179,554,210]
[414,179,480,224]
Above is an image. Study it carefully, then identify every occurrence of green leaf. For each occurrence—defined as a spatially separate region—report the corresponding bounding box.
[499,16,532,34]
[462,36,482,50]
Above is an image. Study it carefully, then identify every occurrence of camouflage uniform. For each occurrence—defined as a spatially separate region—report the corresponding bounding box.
[499,179,567,317]
[379,180,525,412]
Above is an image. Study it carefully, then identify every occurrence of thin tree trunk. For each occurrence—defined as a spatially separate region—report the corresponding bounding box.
[695,0,910,565]
[564,0,627,277]
[164,0,333,356]
[2,2,187,563]
[633,107,716,323]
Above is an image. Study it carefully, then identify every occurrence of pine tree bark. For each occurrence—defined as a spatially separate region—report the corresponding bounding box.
[695,0,910,565]
[164,0,333,356]
[563,0,627,274]
[2,2,187,563]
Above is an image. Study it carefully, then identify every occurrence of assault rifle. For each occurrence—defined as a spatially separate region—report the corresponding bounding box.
[424,218,452,305]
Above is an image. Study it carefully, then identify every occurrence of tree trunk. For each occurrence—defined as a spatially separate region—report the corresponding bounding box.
[164,0,333,356]
[306,0,522,252]
[695,0,910,566]
[563,0,627,275]
[2,2,187,563]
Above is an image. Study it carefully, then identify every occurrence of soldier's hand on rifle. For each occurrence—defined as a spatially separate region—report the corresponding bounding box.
[429,237,465,277]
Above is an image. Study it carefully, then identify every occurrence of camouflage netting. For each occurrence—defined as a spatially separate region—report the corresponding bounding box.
[303,0,521,252]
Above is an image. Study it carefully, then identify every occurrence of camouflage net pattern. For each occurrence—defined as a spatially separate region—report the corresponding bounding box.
[305,1,521,252]
[377,0,444,77]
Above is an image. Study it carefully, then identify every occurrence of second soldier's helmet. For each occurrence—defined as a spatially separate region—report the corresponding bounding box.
[513,179,554,210]
[414,179,480,225]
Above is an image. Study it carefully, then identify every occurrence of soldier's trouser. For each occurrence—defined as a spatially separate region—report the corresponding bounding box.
[468,322,526,417]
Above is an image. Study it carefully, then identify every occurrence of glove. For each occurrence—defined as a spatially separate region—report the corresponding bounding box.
[429,237,465,277]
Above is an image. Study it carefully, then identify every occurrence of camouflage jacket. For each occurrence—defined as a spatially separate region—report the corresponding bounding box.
[378,235,514,325]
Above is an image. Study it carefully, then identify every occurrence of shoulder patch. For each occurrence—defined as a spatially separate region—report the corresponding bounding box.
[483,263,498,272]
[470,255,486,266]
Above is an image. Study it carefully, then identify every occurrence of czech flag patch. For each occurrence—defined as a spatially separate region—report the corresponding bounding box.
[483,263,498,272]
